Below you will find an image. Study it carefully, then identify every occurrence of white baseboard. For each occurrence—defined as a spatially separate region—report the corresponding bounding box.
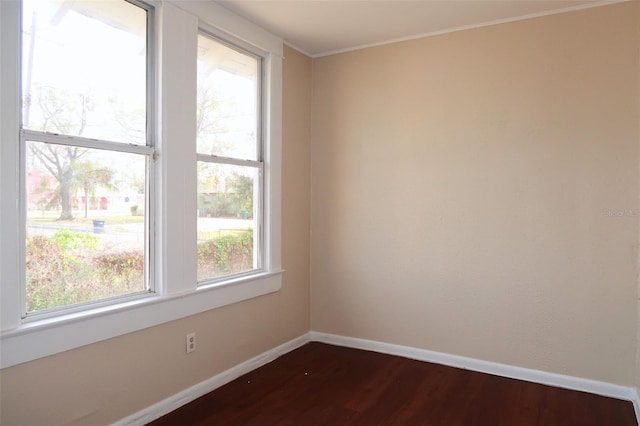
[633,388,640,425]
[114,331,639,425]
[113,333,310,426]
[310,331,639,422]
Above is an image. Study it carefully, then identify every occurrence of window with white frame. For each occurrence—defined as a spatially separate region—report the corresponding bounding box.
[0,0,282,369]
[196,32,263,284]
[20,0,154,316]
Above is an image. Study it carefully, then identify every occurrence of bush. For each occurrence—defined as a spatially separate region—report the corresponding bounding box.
[25,233,144,312]
[26,235,89,311]
[94,250,144,287]
[52,228,99,252]
[25,228,252,312]
[197,229,253,279]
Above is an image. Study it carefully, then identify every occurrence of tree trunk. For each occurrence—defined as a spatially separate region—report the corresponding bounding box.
[58,169,74,220]
[83,186,89,218]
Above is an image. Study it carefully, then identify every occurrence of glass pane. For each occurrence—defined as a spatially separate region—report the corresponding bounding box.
[22,0,147,145]
[197,162,259,282]
[25,141,147,313]
[197,34,259,160]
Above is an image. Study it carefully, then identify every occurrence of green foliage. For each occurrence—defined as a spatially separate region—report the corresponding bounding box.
[33,175,59,212]
[227,172,253,218]
[25,232,144,312]
[52,229,99,252]
[199,193,234,218]
[73,160,116,218]
[94,251,144,285]
[26,235,79,312]
[197,229,253,279]
[25,227,254,312]
[197,173,254,219]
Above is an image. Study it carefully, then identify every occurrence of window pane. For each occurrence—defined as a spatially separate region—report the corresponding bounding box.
[22,0,147,145]
[197,34,259,160]
[197,162,259,282]
[25,141,147,313]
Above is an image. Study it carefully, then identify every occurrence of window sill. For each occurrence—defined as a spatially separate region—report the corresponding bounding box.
[0,270,283,369]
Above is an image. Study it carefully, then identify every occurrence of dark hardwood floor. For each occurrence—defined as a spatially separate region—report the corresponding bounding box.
[149,342,637,425]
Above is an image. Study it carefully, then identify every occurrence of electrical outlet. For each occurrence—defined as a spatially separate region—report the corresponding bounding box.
[186,332,196,354]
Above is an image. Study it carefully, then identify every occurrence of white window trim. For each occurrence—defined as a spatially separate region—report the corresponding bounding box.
[0,0,283,369]
[195,27,266,284]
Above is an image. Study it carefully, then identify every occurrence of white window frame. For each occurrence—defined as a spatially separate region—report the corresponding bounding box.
[19,0,156,319]
[0,0,283,369]
[196,28,265,286]
[20,133,157,320]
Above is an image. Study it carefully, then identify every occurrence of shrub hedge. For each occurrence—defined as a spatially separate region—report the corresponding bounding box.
[26,229,254,312]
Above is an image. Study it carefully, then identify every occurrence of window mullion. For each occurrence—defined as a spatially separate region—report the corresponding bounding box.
[1,0,24,330]
[159,2,199,295]
[1,0,283,369]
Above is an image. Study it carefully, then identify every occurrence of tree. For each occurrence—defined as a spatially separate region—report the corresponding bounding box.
[227,172,253,218]
[33,175,58,213]
[29,143,86,220]
[73,161,116,218]
[27,87,92,220]
[196,86,230,155]
[123,168,145,195]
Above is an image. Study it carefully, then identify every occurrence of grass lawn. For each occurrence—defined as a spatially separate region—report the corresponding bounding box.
[28,215,144,225]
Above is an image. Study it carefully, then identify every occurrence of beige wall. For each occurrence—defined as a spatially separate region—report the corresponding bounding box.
[3,3,640,424]
[637,1,640,394]
[311,2,640,386]
[0,45,312,426]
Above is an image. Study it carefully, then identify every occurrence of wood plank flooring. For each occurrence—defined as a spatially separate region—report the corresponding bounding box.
[148,342,637,425]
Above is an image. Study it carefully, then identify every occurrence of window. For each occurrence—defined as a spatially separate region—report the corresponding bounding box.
[196,33,262,283]
[20,0,154,316]
[0,0,282,369]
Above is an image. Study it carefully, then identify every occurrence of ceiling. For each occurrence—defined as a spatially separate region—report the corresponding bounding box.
[216,0,613,57]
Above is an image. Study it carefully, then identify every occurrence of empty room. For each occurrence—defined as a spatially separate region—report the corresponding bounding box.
[1,0,639,424]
